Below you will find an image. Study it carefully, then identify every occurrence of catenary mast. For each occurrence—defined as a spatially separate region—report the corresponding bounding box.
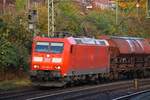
[48,0,55,37]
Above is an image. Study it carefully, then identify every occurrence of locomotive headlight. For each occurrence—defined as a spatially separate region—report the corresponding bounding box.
[52,58,62,63]
[33,65,40,69]
[55,66,61,70]
[33,57,43,62]
[46,54,50,58]
[57,66,61,69]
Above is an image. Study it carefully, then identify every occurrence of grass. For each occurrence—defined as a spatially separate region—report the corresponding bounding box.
[0,78,31,90]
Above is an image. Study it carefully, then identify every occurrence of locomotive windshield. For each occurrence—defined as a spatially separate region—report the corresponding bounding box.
[35,42,64,53]
[50,42,64,53]
[35,42,49,52]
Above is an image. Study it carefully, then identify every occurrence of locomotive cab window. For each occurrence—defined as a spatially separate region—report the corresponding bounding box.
[35,42,64,53]
[35,42,49,52]
[50,42,64,53]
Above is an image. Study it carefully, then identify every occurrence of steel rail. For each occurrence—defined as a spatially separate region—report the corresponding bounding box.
[112,89,150,100]
[1,78,150,100]
[27,78,150,100]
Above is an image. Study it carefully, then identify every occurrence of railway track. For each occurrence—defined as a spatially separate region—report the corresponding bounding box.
[27,78,150,100]
[0,87,35,96]
[0,87,41,100]
[0,78,150,100]
[0,87,60,100]
[113,89,150,100]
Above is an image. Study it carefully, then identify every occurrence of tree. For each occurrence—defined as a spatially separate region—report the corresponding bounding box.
[15,0,26,12]
[0,12,32,79]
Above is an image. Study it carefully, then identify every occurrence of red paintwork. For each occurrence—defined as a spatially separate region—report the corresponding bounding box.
[99,36,150,55]
[31,36,69,76]
[31,36,110,76]
[68,45,109,75]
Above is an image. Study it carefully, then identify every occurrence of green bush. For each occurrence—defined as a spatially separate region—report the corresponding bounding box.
[0,13,32,77]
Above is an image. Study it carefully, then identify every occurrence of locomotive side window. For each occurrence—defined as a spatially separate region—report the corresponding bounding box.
[97,40,109,46]
[50,42,64,53]
[99,41,106,45]
[35,42,49,52]
[75,39,82,44]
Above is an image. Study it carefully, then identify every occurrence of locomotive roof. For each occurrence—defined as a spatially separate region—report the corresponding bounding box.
[68,37,109,46]
[33,36,109,46]
[111,36,144,40]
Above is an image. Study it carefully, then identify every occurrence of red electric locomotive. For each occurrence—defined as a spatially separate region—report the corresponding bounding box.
[30,36,150,87]
[30,36,110,87]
